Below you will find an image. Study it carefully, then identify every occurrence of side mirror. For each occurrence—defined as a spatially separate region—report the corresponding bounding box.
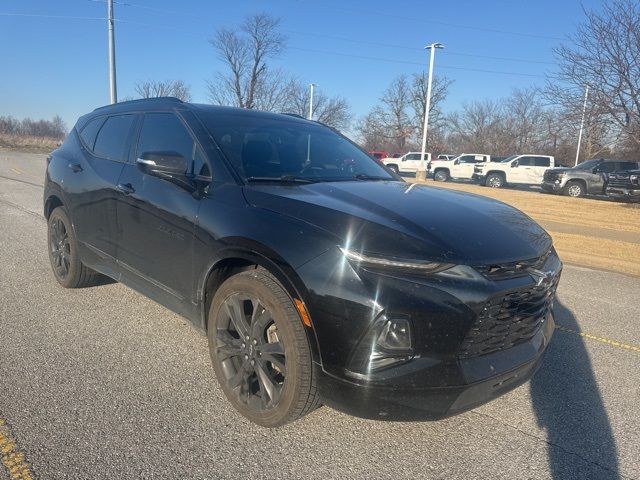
[454,159,459,165]
[136,151,187,177]
[511,160,519,168]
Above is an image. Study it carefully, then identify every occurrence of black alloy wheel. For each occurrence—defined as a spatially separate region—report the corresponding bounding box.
[208,267,319,427]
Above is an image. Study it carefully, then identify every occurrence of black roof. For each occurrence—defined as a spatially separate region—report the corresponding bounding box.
[87,97,314,125]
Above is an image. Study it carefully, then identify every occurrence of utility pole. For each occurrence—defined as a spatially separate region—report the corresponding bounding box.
[308,83,317,120]
[107,0,118,104]
[417,43,444,181]
[574,85,589,167]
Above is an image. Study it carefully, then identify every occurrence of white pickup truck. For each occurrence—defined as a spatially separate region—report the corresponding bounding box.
[381,152,431,174]
[472,155,556,188]
[428,154,491,182]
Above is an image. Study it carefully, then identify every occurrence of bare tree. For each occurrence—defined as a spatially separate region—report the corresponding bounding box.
[551,0,640,151]
[134,79,192,101]
[208,13,286,109]
[281,80,352,130]
[447,100,505,153]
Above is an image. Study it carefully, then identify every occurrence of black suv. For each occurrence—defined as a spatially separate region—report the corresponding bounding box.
[44,98,561,427]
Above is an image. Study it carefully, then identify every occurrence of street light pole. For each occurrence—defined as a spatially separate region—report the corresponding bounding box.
[309,83,316,120]
[417,42,444,181]
[107,0,118,104]
[574,85,589,167]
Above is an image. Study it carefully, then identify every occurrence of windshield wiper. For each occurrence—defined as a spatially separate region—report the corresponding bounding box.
[352,174,393,181]
[246,175,315,184]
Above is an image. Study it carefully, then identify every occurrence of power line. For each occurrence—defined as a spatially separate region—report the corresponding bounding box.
[288,46,547,78]
[0,12,104,20]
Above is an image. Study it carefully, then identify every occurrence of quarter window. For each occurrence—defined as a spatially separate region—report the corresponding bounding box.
[93,114,136,161]
[79,117,105,150]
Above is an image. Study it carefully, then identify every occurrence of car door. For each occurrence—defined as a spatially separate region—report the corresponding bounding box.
[115,111,211,315]
[454,155,482,179]
[531,156,552,184]
[69,114,137,278]
[509,156,534,184]
[402,153,423,172]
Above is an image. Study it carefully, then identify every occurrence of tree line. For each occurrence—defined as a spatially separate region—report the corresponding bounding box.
[0,115,67,140]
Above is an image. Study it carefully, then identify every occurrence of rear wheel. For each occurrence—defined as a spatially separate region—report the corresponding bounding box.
[47,206,99,288]
[387,164,399,174]
[207,267,319,427]
[564,180,585,198]
[434,169,449,182]
[485,173,505,188]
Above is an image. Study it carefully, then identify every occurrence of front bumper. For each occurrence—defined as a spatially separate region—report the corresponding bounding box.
[318,312,554,421]
[606,187,640,199]
[541,181,564,193]
[472,173,485,183]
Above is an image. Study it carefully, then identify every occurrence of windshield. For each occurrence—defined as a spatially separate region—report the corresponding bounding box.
[573,159,600,170]
[501,155,518,163]
[198,111,395,182]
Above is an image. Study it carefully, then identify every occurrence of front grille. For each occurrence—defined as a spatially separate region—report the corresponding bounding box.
[543,171,561,182]
[474,250,552,280]
[607,173,635,189]
[458,275,559,358]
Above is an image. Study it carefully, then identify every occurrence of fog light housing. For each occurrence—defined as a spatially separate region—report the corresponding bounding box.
[347,314,413,376]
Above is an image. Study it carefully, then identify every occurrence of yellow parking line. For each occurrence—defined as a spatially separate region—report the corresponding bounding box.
[556,325,640,353]
[0,419,34,480]
[10,168,22,175]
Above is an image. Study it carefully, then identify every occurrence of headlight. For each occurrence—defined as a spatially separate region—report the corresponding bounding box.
[340,247,453,273]
[631,174,639,186]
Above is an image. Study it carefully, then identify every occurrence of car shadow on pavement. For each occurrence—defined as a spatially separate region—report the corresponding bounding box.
[530,300,620,479]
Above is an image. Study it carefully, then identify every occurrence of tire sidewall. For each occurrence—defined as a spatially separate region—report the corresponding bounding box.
[207,269,309,427]
[566,182,584,197]
[47,207,82,288]
[434,170,448,182]
[486,174,503,188]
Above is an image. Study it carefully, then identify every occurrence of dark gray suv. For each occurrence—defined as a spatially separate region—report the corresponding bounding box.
[542,159,640,197]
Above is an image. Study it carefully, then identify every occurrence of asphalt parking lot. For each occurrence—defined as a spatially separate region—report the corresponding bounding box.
[1,152,639,479]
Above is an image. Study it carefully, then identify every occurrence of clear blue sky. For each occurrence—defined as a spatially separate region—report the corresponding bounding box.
[0,0,602,132]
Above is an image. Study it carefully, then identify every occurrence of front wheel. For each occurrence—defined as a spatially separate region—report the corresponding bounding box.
[433,170,449,182]
[564,180,585,198]
[207,267,319,427]
[485,173,505,188]
[387,165,399,174]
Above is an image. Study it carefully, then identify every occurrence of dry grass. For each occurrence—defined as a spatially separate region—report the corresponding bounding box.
[412,179,640,277]
[0,133,59,154]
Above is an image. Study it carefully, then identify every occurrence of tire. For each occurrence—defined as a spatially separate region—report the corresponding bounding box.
[47,206,100,288]
[564,180,585,198]
[387,165,399,174]
[434,169,449,182]
[207,267,319,427]
[485,173,505,188]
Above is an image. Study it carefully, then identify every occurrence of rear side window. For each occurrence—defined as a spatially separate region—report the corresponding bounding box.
[534,157,550,167]
[137,112,210,177]
[94,114,136,161]
[618,161,639,171]
[79,117,105,150]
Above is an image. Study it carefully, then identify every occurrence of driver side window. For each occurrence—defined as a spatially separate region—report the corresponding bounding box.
[137,112,210,177]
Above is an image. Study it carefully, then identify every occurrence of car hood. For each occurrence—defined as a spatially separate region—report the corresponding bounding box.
[244,181,552,265]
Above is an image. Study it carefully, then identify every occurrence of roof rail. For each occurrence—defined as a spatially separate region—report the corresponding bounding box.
[93,96,184,112]
[280,112,307,119]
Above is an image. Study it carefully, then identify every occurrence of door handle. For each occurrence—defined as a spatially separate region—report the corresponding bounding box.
[116,183,135,195]
[68,163,83,173]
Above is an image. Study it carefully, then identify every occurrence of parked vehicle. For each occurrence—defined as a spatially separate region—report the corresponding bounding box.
[44,98,560,427]
[381,151,431,174]
[369,151,388,161]
[542,159,639,197]
[606,168,640,201]
[437,154,455,161]
[473,155,555,188]
[429,154,491,182]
